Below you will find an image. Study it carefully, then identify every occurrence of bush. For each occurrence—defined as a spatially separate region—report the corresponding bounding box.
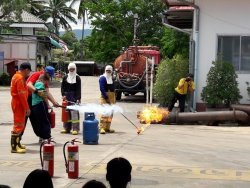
[153,54,189,107]
[0,72,11,86]
[246,82,250,101]
[200,60,242,107]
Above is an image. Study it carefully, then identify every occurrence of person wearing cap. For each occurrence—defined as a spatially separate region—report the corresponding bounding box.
[99,65,116,134]
[60,63,81,135]
[24,65,59,142]
[10,62,31,153]
[168,73,195,113]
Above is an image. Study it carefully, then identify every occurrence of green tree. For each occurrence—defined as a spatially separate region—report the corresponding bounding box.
[26,0,47,16]
[60,30,78,49]
[160,27,189,59]
[40,0,77,35]
[70,0,97,60]
[83,0,165,63]
[0,0,28,25]
[201,60,242,107]
[153,55,189,107]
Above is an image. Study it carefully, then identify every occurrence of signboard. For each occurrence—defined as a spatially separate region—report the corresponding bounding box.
[0,51,4,72]
[0,51,4,60]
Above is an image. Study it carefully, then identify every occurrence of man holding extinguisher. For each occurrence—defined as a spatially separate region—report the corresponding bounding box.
[10,62,31,153]
[24,66,59,142]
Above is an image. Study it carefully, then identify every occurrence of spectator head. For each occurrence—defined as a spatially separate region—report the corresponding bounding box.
[0,185,11,188]
[44,66,55,78]
[106,157,132,188]
[23,169,53,188]
[82,180,106,188]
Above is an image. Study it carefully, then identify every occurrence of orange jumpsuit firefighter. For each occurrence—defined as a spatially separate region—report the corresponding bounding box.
[10,62,31,153]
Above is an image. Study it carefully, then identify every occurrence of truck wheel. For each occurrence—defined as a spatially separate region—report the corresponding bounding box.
[116,92,122,100]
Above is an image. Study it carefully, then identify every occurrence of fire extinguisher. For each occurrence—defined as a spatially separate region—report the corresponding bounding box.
[50,108,55,128]
[62,100,68,122]
[40,139,54,178]
[63,138,81,179]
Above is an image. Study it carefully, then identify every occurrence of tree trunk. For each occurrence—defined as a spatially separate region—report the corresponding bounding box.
[81,10,85,60]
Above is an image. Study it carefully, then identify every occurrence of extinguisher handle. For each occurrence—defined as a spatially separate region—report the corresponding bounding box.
[71,138,81,144]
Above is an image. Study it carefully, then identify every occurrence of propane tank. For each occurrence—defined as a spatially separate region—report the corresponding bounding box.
[63,139,81,179]
[50,108,55,128]
[40,139,54,178]
[83,112,99,145]
[62,100,68,122]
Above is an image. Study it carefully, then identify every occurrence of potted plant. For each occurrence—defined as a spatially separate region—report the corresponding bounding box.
[200,59,242,110]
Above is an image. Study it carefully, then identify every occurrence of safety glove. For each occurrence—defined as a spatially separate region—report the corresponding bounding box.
[35,89,47,99]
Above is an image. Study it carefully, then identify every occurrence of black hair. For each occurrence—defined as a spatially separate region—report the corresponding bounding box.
[187,73,194,78]
[23,169,53,188]
[82,180,106,188]
[0,185,11,188]
[106,157,132,188]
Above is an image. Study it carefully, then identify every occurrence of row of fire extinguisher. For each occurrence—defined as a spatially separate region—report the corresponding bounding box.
[43,101,77,178]
[40,138,81,179]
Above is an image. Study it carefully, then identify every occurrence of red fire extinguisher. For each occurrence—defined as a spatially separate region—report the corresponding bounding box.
[63,138,81,179]
[62,100,68,122]
[50,108,55,128]
[40,139,54,178]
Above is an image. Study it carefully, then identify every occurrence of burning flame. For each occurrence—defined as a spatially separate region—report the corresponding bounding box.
[136,106,169,134]
[138,106,169,125]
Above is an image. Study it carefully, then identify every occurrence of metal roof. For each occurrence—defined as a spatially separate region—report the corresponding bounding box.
[9,23,48,31]
[0,10,46,23]
[161,0,195,7]
[161,0,195,29]
[68,61,96,65]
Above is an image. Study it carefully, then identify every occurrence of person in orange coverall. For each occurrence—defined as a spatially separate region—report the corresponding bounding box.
[10,62,31,153]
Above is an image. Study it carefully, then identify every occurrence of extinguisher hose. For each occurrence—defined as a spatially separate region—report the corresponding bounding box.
[63,141,70,173]
[39,141,46,168]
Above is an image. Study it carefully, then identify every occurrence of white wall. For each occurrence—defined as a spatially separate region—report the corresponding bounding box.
[195,0,250,104]
[22,28,34,35]
[0,40,37,72]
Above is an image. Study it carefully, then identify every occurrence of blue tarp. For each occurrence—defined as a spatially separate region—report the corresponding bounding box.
[49,37,62,49]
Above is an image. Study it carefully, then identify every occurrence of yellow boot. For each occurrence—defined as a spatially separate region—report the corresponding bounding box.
[11,133,26,153]
[60,129,70,134]
[105,116,115,133]
[72,130,78,135]
[100,128,106,134]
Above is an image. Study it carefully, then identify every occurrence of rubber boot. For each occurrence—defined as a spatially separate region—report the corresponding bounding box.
[11,133,26,153]
[60,129,70,133]
[100,128,106,134]
[105,117,115,133]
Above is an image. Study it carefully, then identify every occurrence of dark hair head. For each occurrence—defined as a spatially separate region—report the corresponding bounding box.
[20,62,32,71]
[106,157,132,188]
[23,169,53,188]
[0,185,11,188]
[187,73,194,78]
[82,180,106,188]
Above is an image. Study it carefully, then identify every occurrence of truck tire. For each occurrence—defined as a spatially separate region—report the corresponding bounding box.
[116,92,122,100]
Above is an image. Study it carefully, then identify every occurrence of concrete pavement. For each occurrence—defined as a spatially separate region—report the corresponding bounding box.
[0,76,250,188]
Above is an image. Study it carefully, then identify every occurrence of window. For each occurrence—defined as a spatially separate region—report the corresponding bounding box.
[218,36,250,73]
[1,27,22,34]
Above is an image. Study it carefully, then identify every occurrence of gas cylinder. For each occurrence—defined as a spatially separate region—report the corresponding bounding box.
[63,139,81,179]
[40,139,54,178]
[62,100,68,122]
[50,109,55,128]
[83,112,99,145]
